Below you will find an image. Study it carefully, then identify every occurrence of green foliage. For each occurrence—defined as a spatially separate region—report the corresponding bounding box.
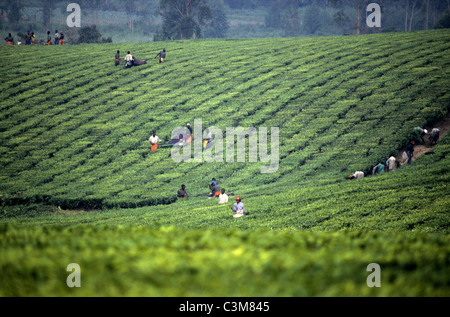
[0,31,449,210]
[434,10,450,29]
[77,25,112,44]
[0,224,448,296]
[4,1,22,30]
[0,31,449,297]
[203,0,229,38]
[154,0,213,40]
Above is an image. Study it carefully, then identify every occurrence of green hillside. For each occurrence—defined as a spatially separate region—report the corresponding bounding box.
[1,30,449,209]
[0,30,449,297]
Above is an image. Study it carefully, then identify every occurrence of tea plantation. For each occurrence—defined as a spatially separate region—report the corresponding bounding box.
[0,30,449,297]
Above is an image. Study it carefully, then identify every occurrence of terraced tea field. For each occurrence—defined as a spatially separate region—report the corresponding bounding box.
[0,30,449,297]
[1,30,449,209]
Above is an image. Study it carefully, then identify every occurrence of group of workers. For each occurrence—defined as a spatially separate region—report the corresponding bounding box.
[148,122,214,152]
[48,30,65,45]
[4,30,65,46]
[116,49,166,68]
[348,153,398,180]
[147,125,244,218]
[349,125,441,180]
[412,126,440,145]
[177,179,245,218]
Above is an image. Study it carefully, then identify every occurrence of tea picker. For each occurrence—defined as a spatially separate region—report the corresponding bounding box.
[348,171,364,179]
[149,132,161,152]
[412,126,427,144]
[429,128,440,145]
[155,49,166,63]
[177,184,188,199]
[124,51,135,68]
[231,196,245,218]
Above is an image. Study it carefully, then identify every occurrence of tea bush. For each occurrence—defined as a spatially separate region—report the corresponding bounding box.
[1,30,449,297]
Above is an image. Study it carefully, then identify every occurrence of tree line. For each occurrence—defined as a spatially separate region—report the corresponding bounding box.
[1,0,449,42]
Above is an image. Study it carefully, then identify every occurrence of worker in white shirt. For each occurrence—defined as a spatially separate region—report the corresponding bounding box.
[218,189,228,204]
[348,171,364,179]
[386,156,397,172]
[124,51,135,68]
[149,132,161,152]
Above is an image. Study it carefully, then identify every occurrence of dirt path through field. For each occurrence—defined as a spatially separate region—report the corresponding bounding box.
[397,112,450,164]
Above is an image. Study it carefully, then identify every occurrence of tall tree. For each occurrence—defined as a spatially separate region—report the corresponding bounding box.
[204,0,229,38]
[42,0,55,31]
[425,0,430,29]
[404,0,420,31]
[282,0,301,36]
[329,0,366,34]
[264,0,302,36]
[155,0,212,40]
[5,0,21,30]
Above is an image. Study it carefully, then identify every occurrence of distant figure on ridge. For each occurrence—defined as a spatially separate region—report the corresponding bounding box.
[45,31,52,45]
[54,30,60,45]
[59,32,65,45]
[25,31,32,45]
[4,33,14,45]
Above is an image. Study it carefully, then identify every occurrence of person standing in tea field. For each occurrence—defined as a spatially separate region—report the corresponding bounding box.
[218,188,228,204]
[372,162,385,175]
[177,184,188,199]
[231,196,245,218]
[149,132,161,152]
[386,156,397,172]
[115,50,120,66]
[125,51,135,68]
[155,49,166,63]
